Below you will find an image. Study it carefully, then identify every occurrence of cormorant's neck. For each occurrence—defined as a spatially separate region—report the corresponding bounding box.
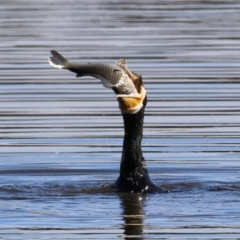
[120,103,147,177]
[114,91,163,193]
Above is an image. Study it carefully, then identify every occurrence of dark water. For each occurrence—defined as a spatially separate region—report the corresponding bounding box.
[1,0,240,239]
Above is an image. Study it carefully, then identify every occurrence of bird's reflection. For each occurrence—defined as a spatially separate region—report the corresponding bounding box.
[119,193,147,239]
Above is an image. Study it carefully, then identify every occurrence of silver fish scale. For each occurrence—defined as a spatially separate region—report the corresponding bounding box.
[69,63,138,95]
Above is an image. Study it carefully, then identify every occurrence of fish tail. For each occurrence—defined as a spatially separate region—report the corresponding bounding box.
[48,50,69,69]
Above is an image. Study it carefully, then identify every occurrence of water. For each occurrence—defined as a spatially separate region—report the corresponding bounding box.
[1,0,240,239]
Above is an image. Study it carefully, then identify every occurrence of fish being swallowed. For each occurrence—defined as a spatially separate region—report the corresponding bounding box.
[48,50,146,114]
[48,50,140,98]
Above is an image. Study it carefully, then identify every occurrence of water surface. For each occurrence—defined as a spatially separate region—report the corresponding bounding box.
[1,0,240,239]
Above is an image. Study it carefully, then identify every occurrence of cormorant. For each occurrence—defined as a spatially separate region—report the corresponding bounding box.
[48,50,163,193]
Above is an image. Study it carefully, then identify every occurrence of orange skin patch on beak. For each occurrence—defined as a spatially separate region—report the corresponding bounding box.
[117,86,146,114]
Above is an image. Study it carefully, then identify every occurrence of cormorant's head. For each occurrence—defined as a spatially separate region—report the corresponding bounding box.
[116,75,147,114]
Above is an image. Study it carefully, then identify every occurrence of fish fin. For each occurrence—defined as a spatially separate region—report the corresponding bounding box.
[116,58,127,67]
[76,73,84,77]
[48,50,69,69]
[99,76,113,88]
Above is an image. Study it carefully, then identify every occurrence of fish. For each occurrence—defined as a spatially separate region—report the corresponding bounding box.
[48,50,140,98]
